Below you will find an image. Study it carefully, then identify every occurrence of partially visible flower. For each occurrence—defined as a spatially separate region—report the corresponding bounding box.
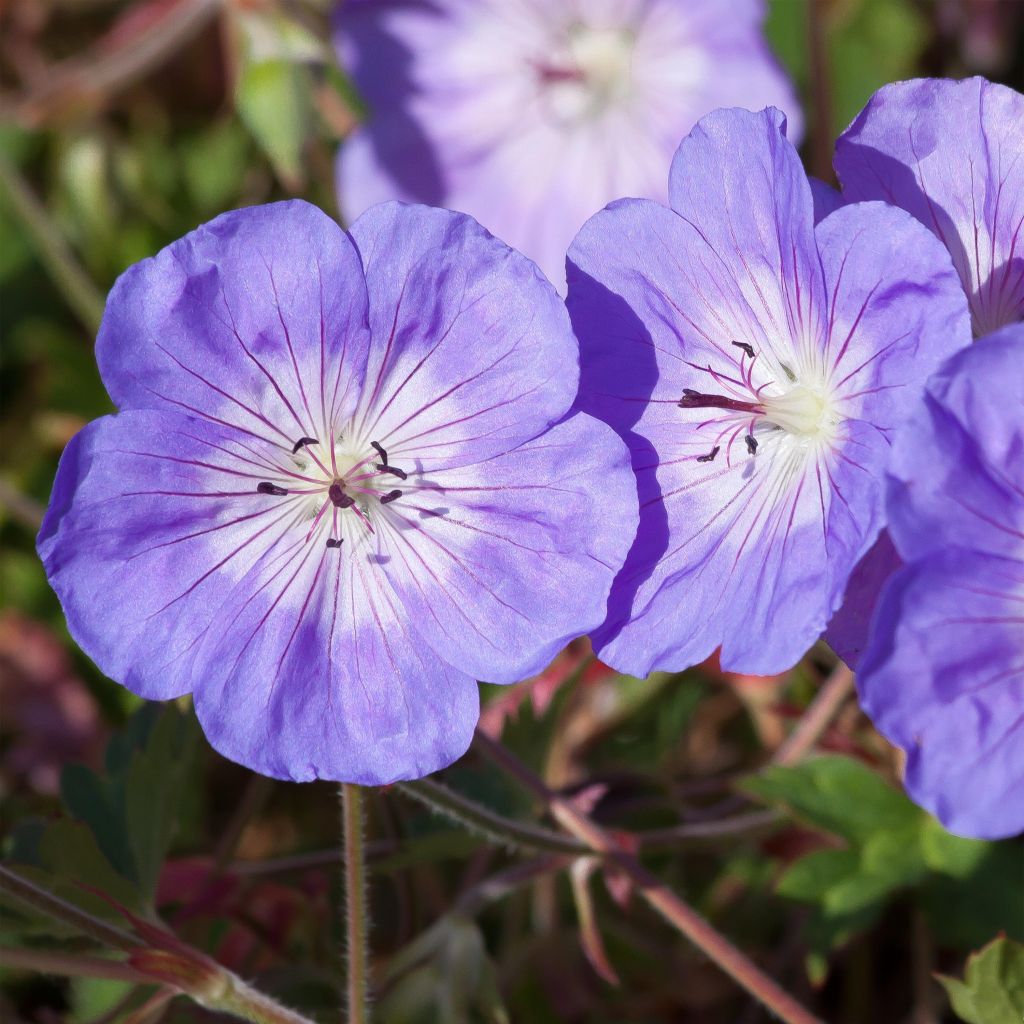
[567,107,969,676]
[333,0,800,289]
[857,327,1024,839]
[824,76,1023,665]
[38,200,636,784]
[834,77,1024,340]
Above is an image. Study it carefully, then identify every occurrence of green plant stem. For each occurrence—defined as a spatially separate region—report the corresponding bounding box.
[473,730,824,1024]
[395,778,588,855]
[0,864,140,952]
[0,152,105,333]
[0,946,152,984]
[340,784,370,1024]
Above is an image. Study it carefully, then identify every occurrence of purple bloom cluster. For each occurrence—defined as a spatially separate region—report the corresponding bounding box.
[38,58,1023,838]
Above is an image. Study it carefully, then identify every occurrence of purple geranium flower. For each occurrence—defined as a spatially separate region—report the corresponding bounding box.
[567,107,969,676]
[824,76,1022,666]
[834,77,1024,340]
[857,326,1024,839]
[37,200,636,784]
[334,0,801,289]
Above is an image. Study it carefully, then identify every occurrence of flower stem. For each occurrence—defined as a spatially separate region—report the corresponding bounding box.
[394,778,587,855]
[340,783,370,1024]
[773,663,854,766]
[473,730,824,1024]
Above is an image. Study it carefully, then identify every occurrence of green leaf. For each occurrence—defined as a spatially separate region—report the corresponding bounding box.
[938,938,1024,1024]
[743,755,922,844]
[60,762,138,884]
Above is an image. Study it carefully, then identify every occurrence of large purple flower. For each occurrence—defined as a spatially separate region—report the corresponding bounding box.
[857,327,1024,839]
[567,107,970,677]
[37,200,636,784]
[835,77,1024,340]
[333,0,800,289]
[824,76,1023,666]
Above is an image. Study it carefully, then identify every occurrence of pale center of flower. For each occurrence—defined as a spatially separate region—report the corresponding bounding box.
[537,23,635,123]
[760,384,837,440]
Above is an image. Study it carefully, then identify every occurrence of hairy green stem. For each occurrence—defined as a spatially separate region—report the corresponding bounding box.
[340,784,370,1024]
[395,778,588,855]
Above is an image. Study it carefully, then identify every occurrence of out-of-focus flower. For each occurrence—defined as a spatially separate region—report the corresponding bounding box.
[824,76,1023,666]
[567,107,969,677]
[858,326,1024,839]
[834,77,1024,340]
[333,0,801,289]
[37,200,636,785]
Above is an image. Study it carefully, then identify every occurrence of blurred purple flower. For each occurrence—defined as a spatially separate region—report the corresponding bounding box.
[37,199,636,784]
[824,76,1022,666]
[567,107,969,677]
[835,77,1024,340]
[858,326,1024,839]
[333,0,801,289]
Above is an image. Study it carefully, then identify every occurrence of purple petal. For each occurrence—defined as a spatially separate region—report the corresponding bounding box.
[97,200,371,449]
[886,325,1024,563]
[371,413,638,684]
[37,410,304,700]
[347,202,578,471]
[809,176,844,224]
[814,200,970,432]
[335,0,801,289]
[835,77,1024,337]
[823,530,902,668]
[857,548,1024,839]
[191,537,478,785]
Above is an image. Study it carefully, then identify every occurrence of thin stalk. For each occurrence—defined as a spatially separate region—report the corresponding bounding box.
[340,784,369,1024]
[0,947,151,984]
[394,779,587,856]
[473,731,824,1024]
[0,864,140,952]
[0,152,105,333]
[773,664,854,766]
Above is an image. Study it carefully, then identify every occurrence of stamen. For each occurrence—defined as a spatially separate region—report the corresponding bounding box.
[325,538,344,549]
[291,436,319,454]
[375,464,408,481]
[679,389,761,414]
[745,435,758,455]
[780,362,797,382]
[370,441,388,467]
[329,482,356,509]
[731,341,755,359]
[256,482,289,496]
[696,446,720,464]
[380,489,403,505]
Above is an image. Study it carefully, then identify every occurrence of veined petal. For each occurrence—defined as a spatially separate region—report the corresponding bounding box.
[835,77,1024,338]
[97,200,371,450]
[369,413,638,684]
[667,107,827,363]
[347,202,578,471]
[858,548,1024,839]
[886,326,1024,563]
[192,539,479,785]
[815,201,970,429]
[36,410,307,700]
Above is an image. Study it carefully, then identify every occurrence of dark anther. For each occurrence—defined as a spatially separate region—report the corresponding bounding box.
[781,362,797,382]
[745,434,758,455]
[370,441,388,466]
[696,446,721,464]
[731,341,756,358]
[329,482,356,509]
[291,436,319,454]
[325,538,344,549]
[257,482,289,496]
[376,464,408,481]
[380,489,403,505]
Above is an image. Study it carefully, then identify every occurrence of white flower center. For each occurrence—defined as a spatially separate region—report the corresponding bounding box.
[761,384,838,440]
[539,23,635,123]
